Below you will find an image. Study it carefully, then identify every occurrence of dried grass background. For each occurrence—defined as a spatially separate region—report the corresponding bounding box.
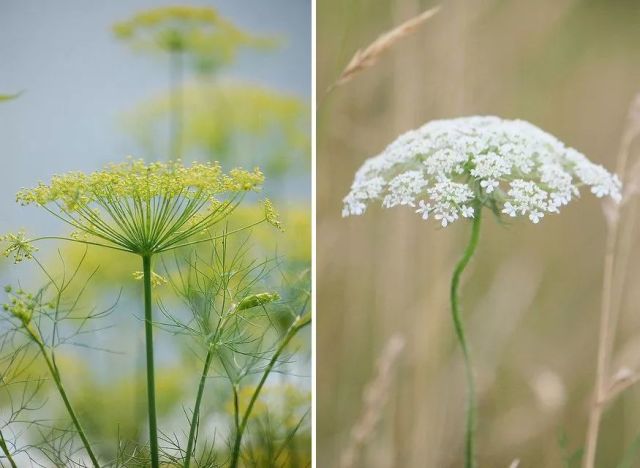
[316,0,640,466]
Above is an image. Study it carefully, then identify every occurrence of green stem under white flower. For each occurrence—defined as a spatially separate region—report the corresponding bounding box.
[450,205,482,468]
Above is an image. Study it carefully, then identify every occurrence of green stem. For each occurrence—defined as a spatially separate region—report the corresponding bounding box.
[142,254,159,468]
[33,338,100,467]
[0,429,17,468]
[184,346,214,468]
[450,207,482,468]
[169,50,183,160]
[229,314,311,468]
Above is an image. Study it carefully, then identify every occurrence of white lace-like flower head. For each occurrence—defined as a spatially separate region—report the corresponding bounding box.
[343,116,622,227]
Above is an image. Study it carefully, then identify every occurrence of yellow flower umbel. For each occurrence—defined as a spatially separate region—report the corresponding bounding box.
[262,198,283,232]
[113,5,274,73]
[1,230,38,263]
[16,159,264,255]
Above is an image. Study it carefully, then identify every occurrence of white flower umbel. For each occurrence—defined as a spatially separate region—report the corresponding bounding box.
[343,116,621,227]
[342,115,622,468]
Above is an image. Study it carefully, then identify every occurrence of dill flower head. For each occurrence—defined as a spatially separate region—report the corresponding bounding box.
[262,198,283,231]
[15,159,265,255]
[1,230,38,263]
[343,116,622,226]
[113,5,273,72]
[2,288,37,325]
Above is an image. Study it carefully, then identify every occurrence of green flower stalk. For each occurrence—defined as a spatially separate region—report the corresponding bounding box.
[113,6,275,159]
[0,429,17,468]
[183,291,280,468]
[3,288,100,467]
[229,311,311,468]
[5,158,279,468]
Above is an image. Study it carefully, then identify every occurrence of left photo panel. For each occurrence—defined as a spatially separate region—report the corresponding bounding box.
[0,2,311,467]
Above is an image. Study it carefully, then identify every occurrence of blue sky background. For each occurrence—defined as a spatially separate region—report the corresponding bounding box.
[0,0,310,230]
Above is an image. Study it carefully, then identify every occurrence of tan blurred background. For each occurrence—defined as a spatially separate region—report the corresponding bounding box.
[317,0,640,466]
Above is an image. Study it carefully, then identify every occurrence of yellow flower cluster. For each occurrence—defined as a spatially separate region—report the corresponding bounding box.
[17,159,263,212]
[132,270,168,288]
[112,5,273,70]
[2,286,36,325]
[1,230,38,263]
[2,286,48,343]
[115,6,220,34]
[262,199,283,231]
[13,159,271,255]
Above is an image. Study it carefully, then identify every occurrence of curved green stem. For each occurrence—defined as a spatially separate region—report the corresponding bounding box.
[184,347,214,468]
[142,254,159,468]
[0,429,18,468]
[32,338,100,467]
[229,314,311,468]
[450,207,482,468]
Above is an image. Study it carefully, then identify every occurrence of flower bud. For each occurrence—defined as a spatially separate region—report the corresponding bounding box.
[237,292,280,311]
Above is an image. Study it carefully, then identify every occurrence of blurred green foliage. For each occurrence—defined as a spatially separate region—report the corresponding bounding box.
[124,83,310,176]
[113,5,276,74]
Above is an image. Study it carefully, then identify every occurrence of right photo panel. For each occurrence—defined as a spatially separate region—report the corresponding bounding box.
[317,1,640,467]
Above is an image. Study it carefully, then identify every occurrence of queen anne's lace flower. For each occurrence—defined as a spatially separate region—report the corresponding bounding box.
[343,116,622,227]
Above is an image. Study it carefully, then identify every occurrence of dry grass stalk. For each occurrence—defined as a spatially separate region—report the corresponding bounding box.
[328,5,441,92]
[338,334,405,468]
[583,93,640,468]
